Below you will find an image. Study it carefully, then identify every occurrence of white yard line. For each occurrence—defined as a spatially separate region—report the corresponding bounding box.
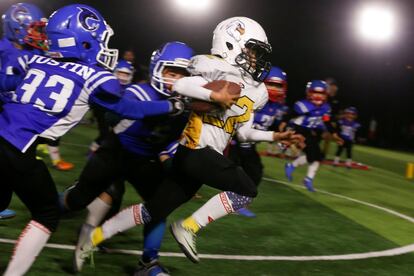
[1,177,413,261]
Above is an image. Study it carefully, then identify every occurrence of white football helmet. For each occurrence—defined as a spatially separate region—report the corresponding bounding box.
[211,16,272,82]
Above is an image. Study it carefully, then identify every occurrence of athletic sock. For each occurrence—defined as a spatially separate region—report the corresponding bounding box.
[98,204,150,243]
[184,192,252,233]
[334,156,340,164]
[306,161,320,179]
[86,197,111,227]
[47,145,61,165]
[142,220,166,263]
[292,155,307,167]
[4,220,51,276]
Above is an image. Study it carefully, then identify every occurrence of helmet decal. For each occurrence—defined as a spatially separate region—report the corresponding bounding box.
[225,20,245,42]
[77,7,100,32]
[11,5,30,24]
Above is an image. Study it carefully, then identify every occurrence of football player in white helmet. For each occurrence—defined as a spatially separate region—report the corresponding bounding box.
[80,17,303,265]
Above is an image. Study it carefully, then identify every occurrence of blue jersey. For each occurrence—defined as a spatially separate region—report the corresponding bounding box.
[291,99,331,130]
[113,83,188,157]
[0,55,171,152]
[253,101,288,130]
[0,37,36,102]
[338,119,360,141]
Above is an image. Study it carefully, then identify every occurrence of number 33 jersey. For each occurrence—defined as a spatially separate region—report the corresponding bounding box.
[180,55,268,154]
[0,54,121,152]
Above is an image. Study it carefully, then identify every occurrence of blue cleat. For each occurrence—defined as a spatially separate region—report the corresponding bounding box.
[134,259,170,276]
[285,163,295,182]
[236,207,256,218]
[0,209,16,219]
[303,177,316,192]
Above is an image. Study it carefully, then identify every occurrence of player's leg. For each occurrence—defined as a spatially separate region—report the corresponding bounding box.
[334,144,344,166]
[285,127,310,181]
[64,133,122,211]
[0,142,15,219]
[303,132,323,192]
[46,138,74,171]
[170,146,257,262]
[1,139,59,276]
[235,144,263,217]
[346,141,353,168]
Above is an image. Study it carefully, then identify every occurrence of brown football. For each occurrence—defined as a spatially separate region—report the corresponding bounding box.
[188,80,241,113]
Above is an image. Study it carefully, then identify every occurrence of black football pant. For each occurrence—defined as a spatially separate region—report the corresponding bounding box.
[65,133,165,211]
[336,140,353,159]
[293,126,324,163]
[0,137,59,231]
[228,143,263,186]
[145,145,257,223]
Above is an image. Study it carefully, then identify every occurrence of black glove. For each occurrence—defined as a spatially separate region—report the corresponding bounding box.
[168,96,185,116]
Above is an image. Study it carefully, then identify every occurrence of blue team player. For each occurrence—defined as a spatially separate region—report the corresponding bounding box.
[284,80,343,192]
[334,107,361,168]
[228,66,289,217]
[0,5,183,276]
[0,3,48,220]
[61,41,194,275]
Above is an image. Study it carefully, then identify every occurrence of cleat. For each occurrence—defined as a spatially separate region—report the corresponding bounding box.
[236,208,256,218]
[134,259,170,276]
[170,220,199,263]
[73,223,94,273]
[73,226,101,271]
[285,163,295,182]
[303,177,315,192]
[53,160,74,171]
[0,209,16,219]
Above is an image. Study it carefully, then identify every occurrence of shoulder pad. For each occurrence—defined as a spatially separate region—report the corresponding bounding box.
[187,55,234,80]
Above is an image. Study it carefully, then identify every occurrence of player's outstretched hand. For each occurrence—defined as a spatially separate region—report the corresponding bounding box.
[332,133,344,146]
[273,130,306,149]
[210,82,239,108]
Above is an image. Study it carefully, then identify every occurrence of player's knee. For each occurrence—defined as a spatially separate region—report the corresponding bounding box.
[32,204,60,232]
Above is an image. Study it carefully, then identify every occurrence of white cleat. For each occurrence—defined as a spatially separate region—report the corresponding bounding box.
[73,223,96,272]
[170,220,199,263]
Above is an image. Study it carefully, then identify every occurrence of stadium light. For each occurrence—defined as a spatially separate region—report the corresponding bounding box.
[356,6,396,42]
[173,0,213,12]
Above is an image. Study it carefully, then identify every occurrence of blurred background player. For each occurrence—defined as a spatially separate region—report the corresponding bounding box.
[322,77,341,157]
[89,59,135,155]
[63,41,193,275]
[0,2,48,220]
[36,139,74,171]
[0,4,183,275]
[334,107,361,168]
[284,80,343,192]
[228,66,288,217]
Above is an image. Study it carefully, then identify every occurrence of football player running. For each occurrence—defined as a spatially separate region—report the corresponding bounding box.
[78,17,304,264]
[0,5,183,275]
[284,80,343,192]
[62,41,194,275]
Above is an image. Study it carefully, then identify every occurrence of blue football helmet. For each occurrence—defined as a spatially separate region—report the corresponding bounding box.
[2,3,46,48]
[150,41,194,95]
[46,4,118,70]
[264,66,287,103]
[114,59,135,85]
[345,106,357,114]
[306,80,328,106]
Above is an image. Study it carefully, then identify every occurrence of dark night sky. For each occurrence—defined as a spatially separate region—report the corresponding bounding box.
[1,0,414,147]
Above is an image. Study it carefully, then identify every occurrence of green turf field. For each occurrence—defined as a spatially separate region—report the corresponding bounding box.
[1,123,414,275]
